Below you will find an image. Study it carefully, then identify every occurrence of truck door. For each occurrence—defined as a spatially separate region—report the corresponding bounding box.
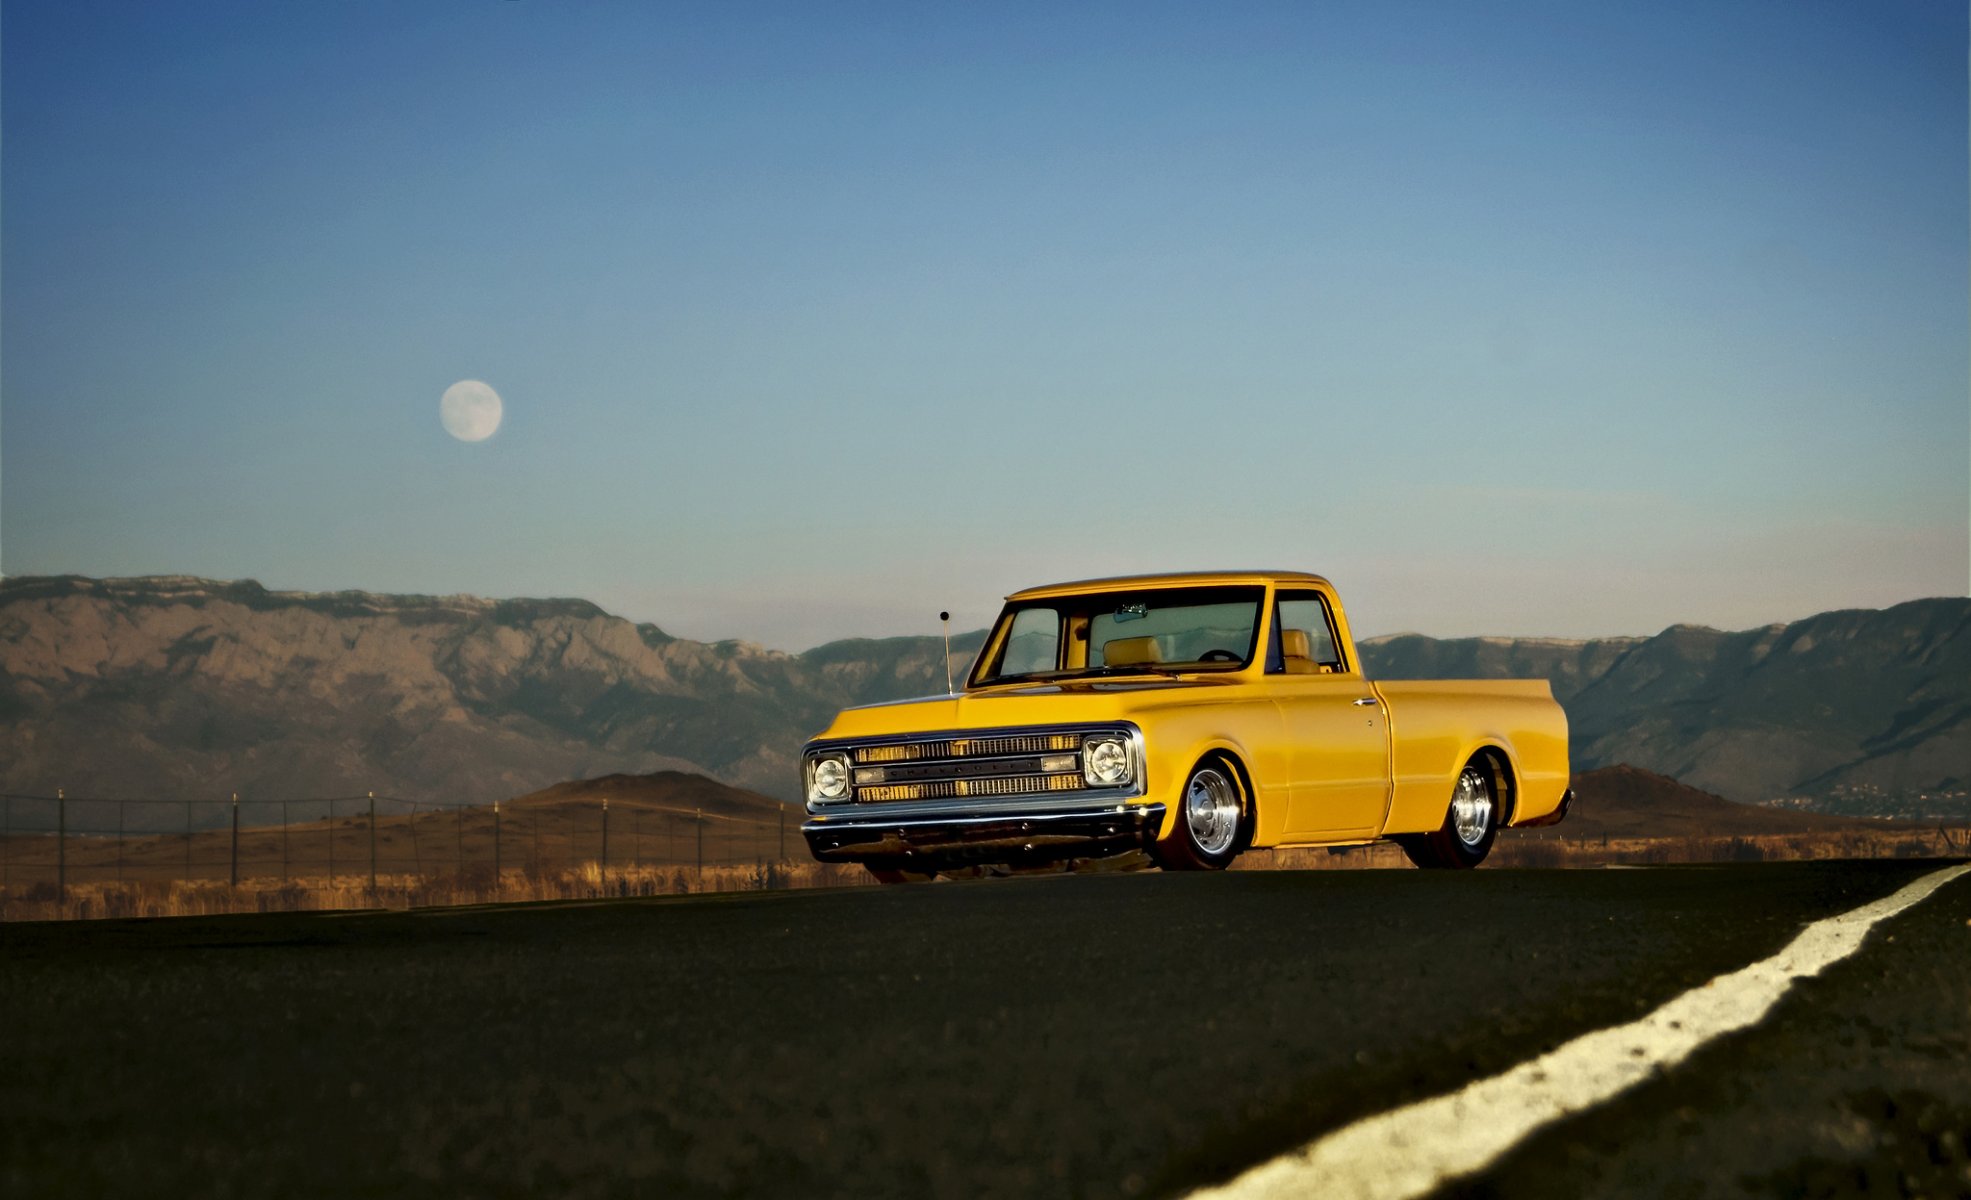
[1267,590,1391,838]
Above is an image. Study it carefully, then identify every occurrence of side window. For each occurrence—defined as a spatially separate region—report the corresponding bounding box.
[997,607,1061,676]
[1272,594,1343,674]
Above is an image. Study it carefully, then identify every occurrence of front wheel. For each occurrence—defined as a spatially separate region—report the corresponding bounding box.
[1397,762,1499,869]
[1154,761,1249,871]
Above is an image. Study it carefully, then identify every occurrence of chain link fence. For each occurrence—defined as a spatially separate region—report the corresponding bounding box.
[0,790,855,921]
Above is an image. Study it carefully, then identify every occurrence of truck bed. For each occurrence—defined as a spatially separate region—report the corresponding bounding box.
[1373,679,1572,834]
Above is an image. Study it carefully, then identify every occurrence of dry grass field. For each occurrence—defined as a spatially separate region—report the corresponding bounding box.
[0,860,873,922]
[1243,825,1965,873]
[0,794,797,877]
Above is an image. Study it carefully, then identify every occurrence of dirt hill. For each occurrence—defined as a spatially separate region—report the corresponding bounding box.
[1529,765,1926,841]
[511,770,788,822]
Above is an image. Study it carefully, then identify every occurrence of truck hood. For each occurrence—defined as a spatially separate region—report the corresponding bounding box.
[815,676,1242,741]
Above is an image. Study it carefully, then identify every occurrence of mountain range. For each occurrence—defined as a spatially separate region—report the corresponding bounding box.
[1366,600,1970,818]
[2,575,1965,822]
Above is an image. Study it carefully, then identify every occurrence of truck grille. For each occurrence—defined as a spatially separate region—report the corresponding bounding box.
[820,727,1129,805]
[858,775,1086,803]
[853,733,1081,763]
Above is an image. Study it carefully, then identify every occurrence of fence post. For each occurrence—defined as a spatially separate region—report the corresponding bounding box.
[230,793,240,887]
[328,799,336,889]
[368,791,377,893]
[281,800,289,884]
[696,808,704,873]
[600,797,610,879]
[493,800,501,886]
[779,807,786,861]
[407,801,424,877]
[57,788,67,907]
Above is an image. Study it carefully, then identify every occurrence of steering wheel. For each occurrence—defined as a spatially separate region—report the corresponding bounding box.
[1198,649,1240,663]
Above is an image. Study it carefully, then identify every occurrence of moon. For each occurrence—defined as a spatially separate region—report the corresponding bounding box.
[440,380,503,442]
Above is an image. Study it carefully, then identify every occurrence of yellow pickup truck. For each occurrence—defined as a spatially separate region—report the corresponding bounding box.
[801,571,1571,880]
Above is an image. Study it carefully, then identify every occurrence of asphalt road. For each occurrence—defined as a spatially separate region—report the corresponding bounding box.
[4,860,1966,1199]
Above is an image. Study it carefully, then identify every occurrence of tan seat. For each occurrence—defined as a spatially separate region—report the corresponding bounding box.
[1282,628,1325,674]
[1102,636,1160,667]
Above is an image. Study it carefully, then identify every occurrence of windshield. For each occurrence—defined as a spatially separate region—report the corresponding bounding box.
[971,586,1264,685]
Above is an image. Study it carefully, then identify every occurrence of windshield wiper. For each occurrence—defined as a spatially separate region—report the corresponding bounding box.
[981,664,1182,685]
[1058,665,1183,680]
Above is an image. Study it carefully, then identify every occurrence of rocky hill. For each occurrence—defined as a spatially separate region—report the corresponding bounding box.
[0,575,978,818]
[2,575,1965,822]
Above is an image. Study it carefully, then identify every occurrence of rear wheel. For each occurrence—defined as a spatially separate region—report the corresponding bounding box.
[1154,760,1249,871]
[1398,761,1499,869]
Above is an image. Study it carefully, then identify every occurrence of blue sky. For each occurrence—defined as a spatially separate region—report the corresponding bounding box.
[3,1,1965,649]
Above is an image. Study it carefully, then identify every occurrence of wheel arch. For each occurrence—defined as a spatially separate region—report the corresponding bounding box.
[1194,745,1259,854]
[1156,743,1260,861]
[1466,742,1520,827]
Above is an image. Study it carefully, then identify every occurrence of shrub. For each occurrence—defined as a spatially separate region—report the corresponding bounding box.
[1725,838,1765,863]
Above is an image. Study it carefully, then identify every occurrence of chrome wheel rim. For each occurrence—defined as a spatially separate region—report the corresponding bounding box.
[1185,767,1241,856]
[1451,766,1493,847]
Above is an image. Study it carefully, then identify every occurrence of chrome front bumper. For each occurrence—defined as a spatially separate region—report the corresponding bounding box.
[802,801,1167,868]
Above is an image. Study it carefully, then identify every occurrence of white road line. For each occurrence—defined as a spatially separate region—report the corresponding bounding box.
[1191,862,1971,1200]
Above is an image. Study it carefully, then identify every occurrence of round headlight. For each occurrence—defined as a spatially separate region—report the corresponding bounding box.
[1083,737,1131,787]
[810,755,850,801]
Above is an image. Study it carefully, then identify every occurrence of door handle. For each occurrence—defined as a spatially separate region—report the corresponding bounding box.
[1353,697,1379,707]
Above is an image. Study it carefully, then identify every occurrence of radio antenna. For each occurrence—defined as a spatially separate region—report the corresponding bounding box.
[940,611,954,694]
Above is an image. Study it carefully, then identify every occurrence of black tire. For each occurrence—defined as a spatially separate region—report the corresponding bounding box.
[1153,760,1250,871]
[1398,761,1500,869]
